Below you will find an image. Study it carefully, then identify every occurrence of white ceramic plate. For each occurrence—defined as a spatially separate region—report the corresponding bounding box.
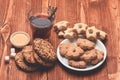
[57,39,107,71]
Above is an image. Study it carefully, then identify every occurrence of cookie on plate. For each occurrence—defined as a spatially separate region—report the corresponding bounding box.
[77,38,95,50]
[22,45,36,64]
[34,53,54,67]
[33,38,56,62]
[65,45,84,59]
[68,60,87,68]
[91,49,104,65]
[59,42,73,57]
[80,49,97,63]
[15,51,39,72]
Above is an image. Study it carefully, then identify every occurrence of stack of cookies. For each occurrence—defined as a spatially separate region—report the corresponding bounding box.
[15,38,56,72]
[59,38,104,68]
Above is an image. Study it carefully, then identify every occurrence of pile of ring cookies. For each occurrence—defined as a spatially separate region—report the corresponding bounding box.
[59,38,104,68]
[53,21,107,41]
[15,38,56,72]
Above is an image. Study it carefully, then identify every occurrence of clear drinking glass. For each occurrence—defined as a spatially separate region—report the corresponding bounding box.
[28,7,55,39]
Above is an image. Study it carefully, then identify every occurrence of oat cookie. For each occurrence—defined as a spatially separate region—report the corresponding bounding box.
[65,45,84,59]
[77,38,95,50]
[15,51,39,72]
[33,38,56,62]
[59,42,73,56]
[22,45,36,64]
[68,60,87,68]
[91,49,104,65]
[34,53,54,67]
[80,49,97,62]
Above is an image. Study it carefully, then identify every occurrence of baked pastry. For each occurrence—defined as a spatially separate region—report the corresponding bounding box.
[59,42,73,56]
[65,45,84,59]
[22,45,36,64]
[53,21,70,32]
[34,53,54,67]
[77,38,95,50]
[91,49,104,65]
[15,51,39,72]
[64,28,77,39]
[86,26,99,41]
[68,60,87,68]
[58,31,65,37]
[33,38,56,62]
[73,23,88,35]
[97,30,107,40]
[80,49,97,62]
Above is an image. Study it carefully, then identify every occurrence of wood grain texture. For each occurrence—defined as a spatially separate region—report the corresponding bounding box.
[0,0,120,80]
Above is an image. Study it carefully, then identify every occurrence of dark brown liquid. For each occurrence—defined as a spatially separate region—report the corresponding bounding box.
[30,16,52,39]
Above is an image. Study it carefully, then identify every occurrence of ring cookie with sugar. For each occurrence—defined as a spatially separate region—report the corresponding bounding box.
[86,26,107,41]
[53,21,70,32]
[86,26,99,41]
[73,23,88,35]
[97,30,107,40]
[58,31,65,37]
[64,28,77,39]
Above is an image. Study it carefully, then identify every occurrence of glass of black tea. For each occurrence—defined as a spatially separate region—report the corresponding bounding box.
[28,7,55,39]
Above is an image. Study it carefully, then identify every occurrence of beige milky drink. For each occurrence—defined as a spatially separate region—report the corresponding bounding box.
[10,31,30,48]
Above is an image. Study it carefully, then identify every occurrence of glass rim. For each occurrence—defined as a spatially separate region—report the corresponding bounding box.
[27,7,49,19]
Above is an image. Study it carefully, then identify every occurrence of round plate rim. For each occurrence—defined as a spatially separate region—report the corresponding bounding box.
[57,39,107,71]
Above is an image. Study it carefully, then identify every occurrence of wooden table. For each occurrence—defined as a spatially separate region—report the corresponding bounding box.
[0,0,120,80]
